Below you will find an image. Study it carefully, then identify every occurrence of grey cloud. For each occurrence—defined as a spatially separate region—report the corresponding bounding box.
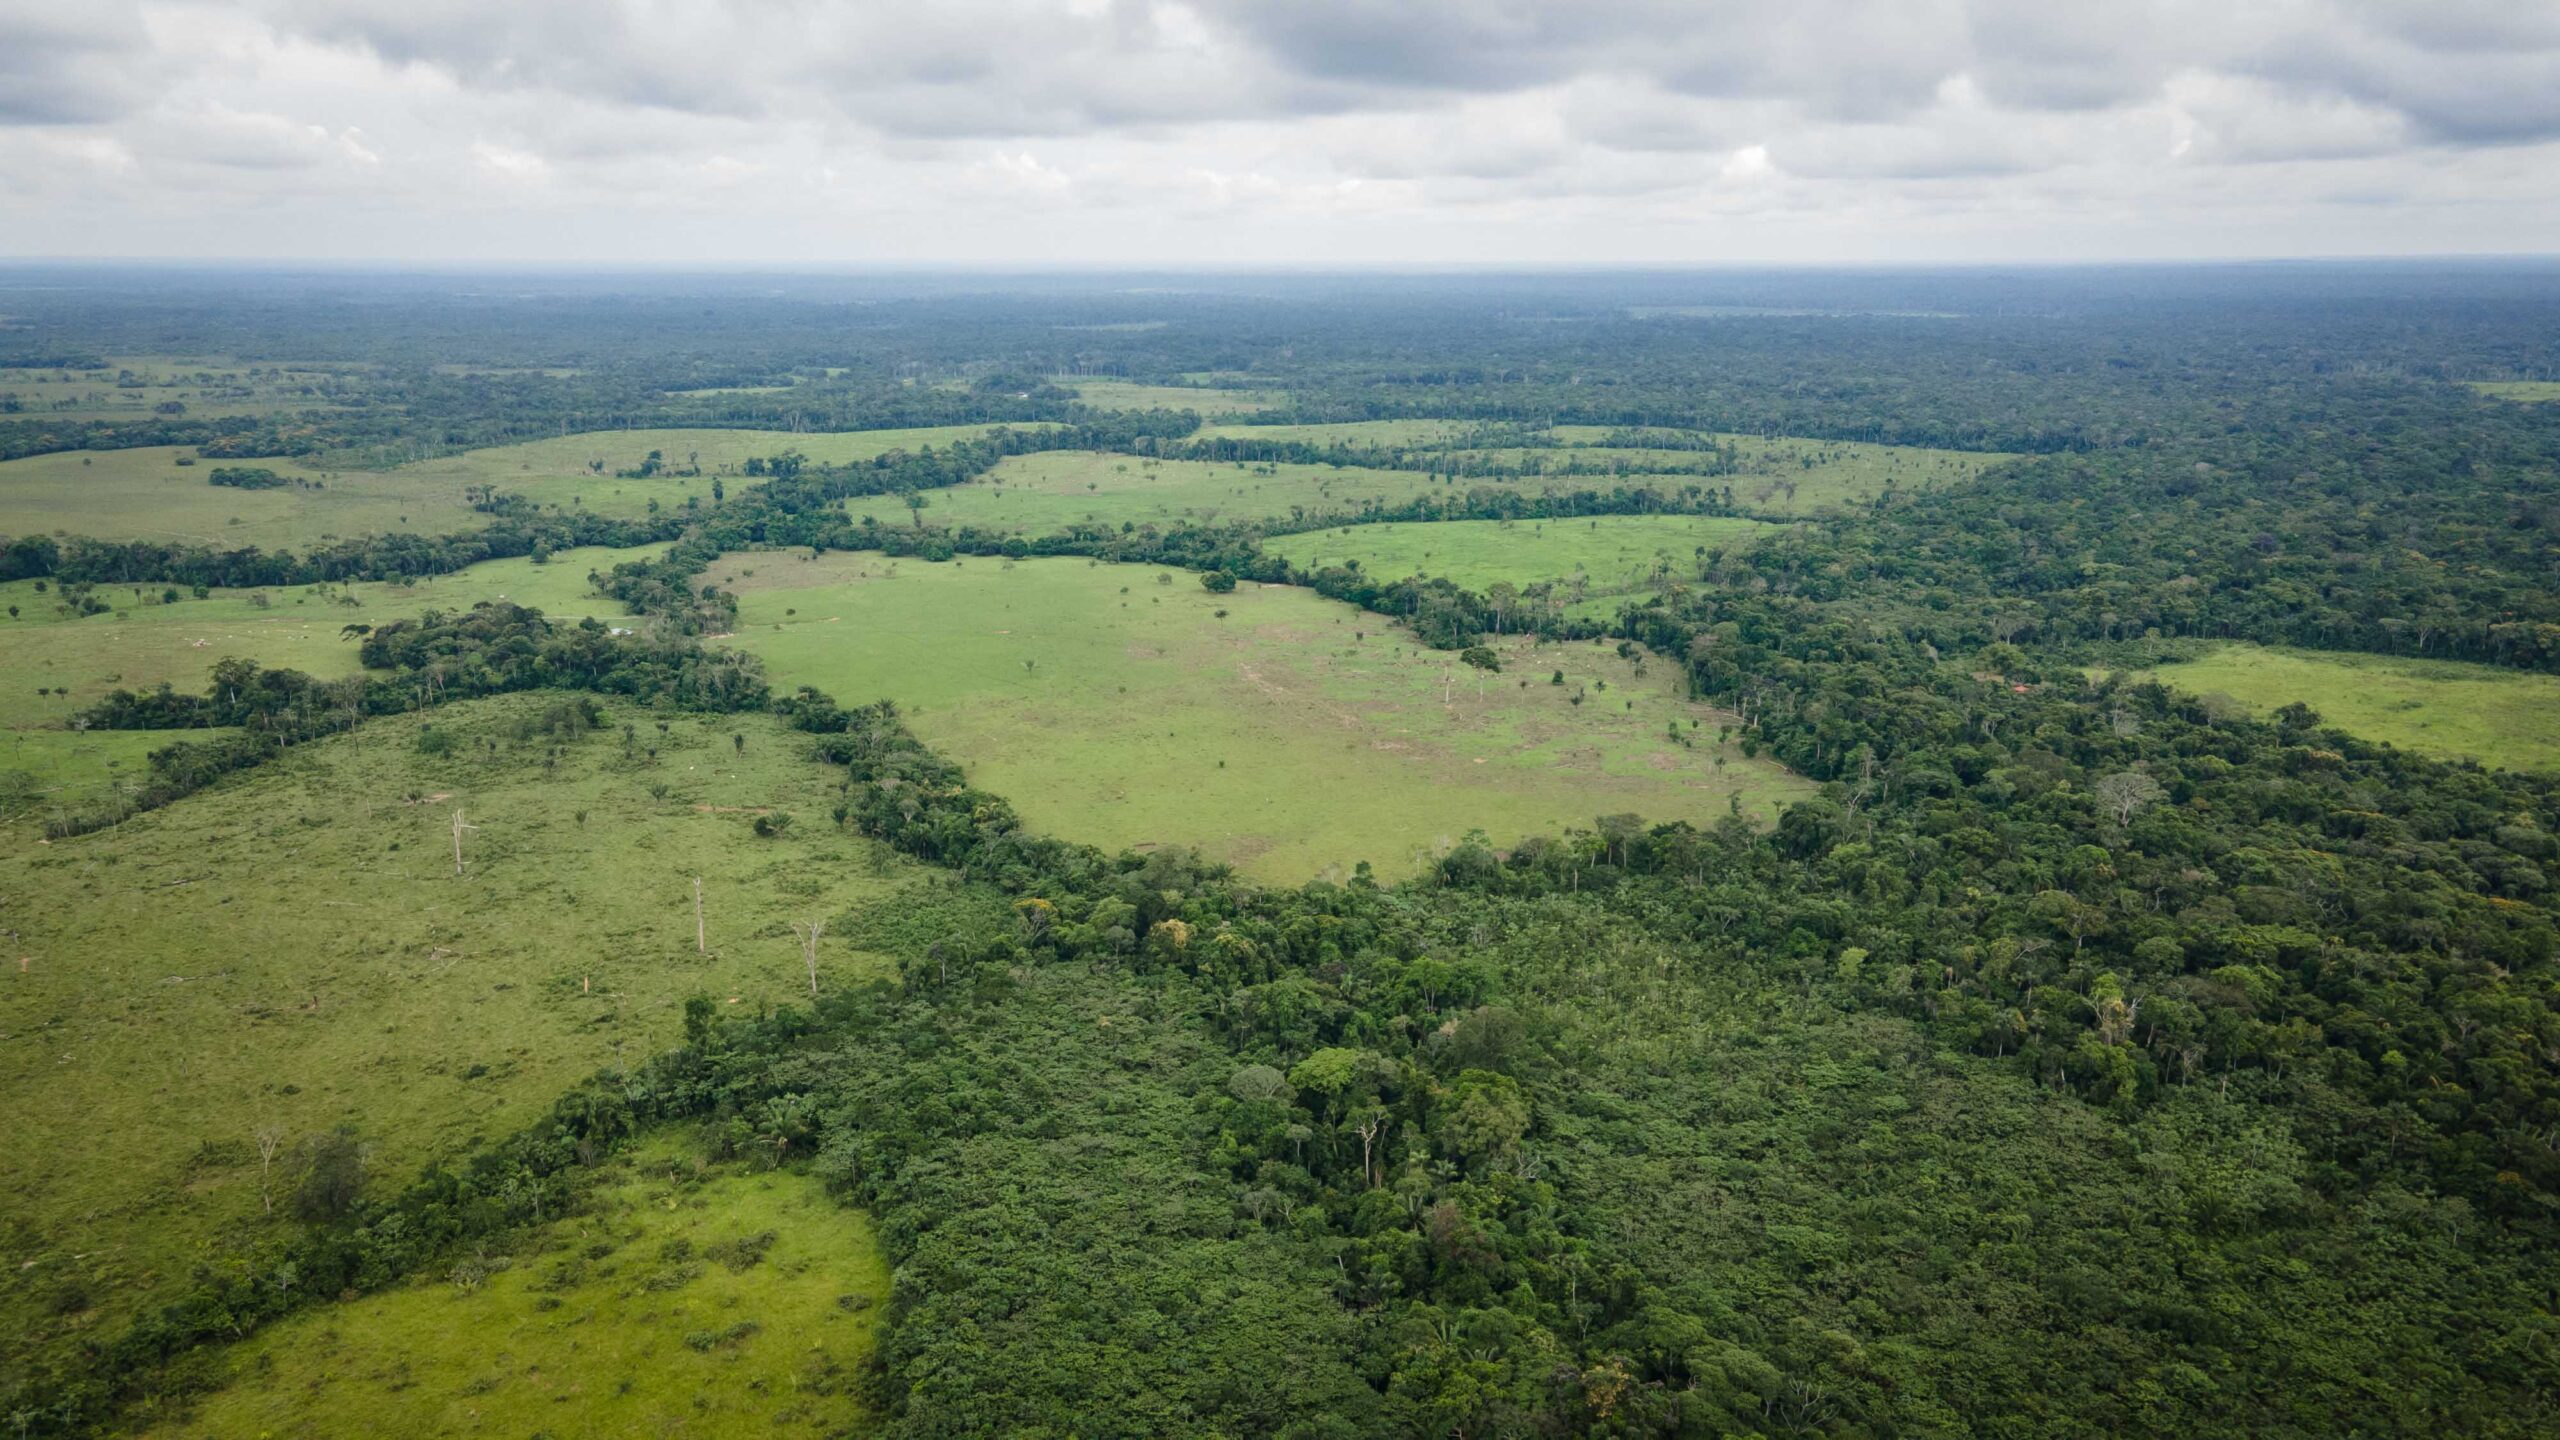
[0,2,156,125]
[6,0,2560,263]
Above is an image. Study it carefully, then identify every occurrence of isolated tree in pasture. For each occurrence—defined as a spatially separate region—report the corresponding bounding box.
[795,917,825,996]
[293,1128,365,1222]
[255,1124,286,1215]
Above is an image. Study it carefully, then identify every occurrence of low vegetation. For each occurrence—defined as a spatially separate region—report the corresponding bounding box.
[1064,378,1284,413]
[0,544,661,810]
[707,550,1807,881]
[0,693,928,1370]
[1265,514,1780,603]
[2467,379,2560,403]
[2128,642,2560,771]
[139,1140,890,1439]
[0,425,1044,551]
[846,450,1474,534]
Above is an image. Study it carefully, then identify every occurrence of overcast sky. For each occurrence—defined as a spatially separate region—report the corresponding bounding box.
[3,1,2557,266]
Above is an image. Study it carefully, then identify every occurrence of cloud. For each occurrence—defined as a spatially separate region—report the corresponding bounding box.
[0,0,2555,262]
[0,2,157,125]
[471,141,547,182]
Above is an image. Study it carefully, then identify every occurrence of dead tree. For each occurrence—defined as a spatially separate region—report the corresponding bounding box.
[794,918,825,996]
[451,808,478,877]
[255,1125,286,1215]
[694,876,707,955]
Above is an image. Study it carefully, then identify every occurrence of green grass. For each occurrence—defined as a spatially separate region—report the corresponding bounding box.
[140,1139,888,1439]
[0,446,488,549]
[2468,380,2560,403]
[707,551,1810,883]
[1265,515,1781,599]
[0,425,1042,550]
[0,355,365,423]
[2126,643,2560,772]
[0,693,935,1372]
[0,542,660,744]
[1066,379,1284,414]
[847,451,1507,534]
[387,424,1049,520]
[1184,425,2007,515]
[1191,419,1481,447]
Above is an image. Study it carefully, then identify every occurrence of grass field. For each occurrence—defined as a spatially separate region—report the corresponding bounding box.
[142,1138,888,1439]
[846,451,1508,534]
[1185,424,2007,515]
[0,446,487,549]
[0,355,364,423]
[1265,515,1781,598]
[1067,379,1285,414]
[0,693,940,1373]
[2129,643,2560,772]
[707,551,1810,883]
[0,542,659,734]
[2468,380,2560,403]
[0,424,1042,550]
[1191,419,1481,447]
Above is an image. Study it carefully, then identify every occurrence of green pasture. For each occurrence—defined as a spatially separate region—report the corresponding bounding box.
[1182,423,2008,515]
[1191,419,1482,447]
[142,1140,888,1439]
[707,551,1810,883]
[2468,380,2560,403]
[0,693,932,1373]
[0,425,1040,551]
[1451,436,2004,515]
[1066,379,1285,414]
[2128,642,2560,772]
[0,543,660,740]
[1265,515,1781,601]
[846,451,1508,534]
[0,446,485,550]
[0,355,363,423]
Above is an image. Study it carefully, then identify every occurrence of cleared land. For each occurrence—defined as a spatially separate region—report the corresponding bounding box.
[0,356,364,423]
[0,446,483,549]
[1192,419,1482,447]
[847,451,1514,534]
[0,693,938,1371]
[2468,380,2560,403]
[1266,515,1780,598]
[0,542,658,762]
[1188,424,2007,515]
[1067,379,1285,414]
[2131,643,2560,772]
[708,551,1809,883]
[142,1142,888,1439]
[0,424,1038,550]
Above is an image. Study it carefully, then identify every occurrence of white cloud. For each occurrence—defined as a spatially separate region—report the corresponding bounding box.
[471,141,547,181]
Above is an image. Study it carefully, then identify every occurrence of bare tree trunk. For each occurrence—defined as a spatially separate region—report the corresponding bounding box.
[694,876,706,955]
[795,919,825,996]
[255,1126,285,1215]
[451,808,477,877]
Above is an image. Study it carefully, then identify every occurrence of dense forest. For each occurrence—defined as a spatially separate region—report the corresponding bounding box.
[4,265,2559,1437]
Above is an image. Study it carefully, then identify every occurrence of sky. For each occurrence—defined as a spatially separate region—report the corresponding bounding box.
[3,1,2558,266]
